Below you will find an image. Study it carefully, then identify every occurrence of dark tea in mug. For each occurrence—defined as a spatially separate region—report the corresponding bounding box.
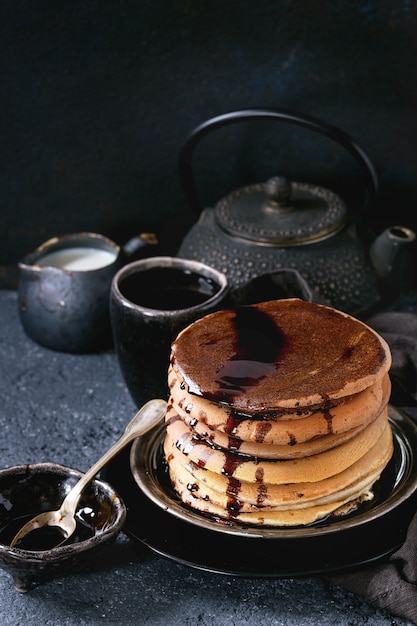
[110,257,229,405]
[118,267,219,310]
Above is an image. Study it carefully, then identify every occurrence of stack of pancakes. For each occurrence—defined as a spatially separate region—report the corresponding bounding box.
[164,299,393,527]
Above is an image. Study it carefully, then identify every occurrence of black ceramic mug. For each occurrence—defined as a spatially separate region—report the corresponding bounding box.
[110,256,229,405]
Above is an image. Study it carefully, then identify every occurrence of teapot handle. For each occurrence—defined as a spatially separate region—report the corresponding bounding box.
[178,108,378,216]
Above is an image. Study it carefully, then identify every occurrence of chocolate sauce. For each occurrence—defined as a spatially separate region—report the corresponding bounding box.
[323,408,335,434]
[227,475,241,498]
[224,476,242,517]
[257,483,268,505]
[13,525,67,551]
[224,412,241,436]
[0,508,97,551]
[221,450,246,477]
[224,410,275,445]
[194,445,212,468]
[255,467,264,482]
[227,436,242,451]
[288,433,297,446]
[226,498,243,516]
[211,306,288,403]
[166,411,181,427]
[254,422,273,443]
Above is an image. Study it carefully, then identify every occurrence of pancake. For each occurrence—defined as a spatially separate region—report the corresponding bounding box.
[168,475,375,526]
[164,421,393,509]
[166,404,384,460]
[163,298,393,527]
[168,366,391,447]
[166,425,392,526]
[165,406,389,484]
[170,299,391,412]
[166,462,390,526]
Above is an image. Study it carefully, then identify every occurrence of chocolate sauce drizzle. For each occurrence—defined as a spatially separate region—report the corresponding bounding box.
[209,306,288,404]
[168,306,313,522]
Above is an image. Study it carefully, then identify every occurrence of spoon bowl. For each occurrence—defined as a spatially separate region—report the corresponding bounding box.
[10,399,167,551]
[0,462,126,591]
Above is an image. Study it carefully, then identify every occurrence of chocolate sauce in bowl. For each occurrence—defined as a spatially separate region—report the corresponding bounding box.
[12,525,67,551]
[0,507,97,551]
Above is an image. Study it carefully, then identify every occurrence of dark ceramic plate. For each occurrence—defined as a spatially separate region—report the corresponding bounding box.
[104,406,417,577]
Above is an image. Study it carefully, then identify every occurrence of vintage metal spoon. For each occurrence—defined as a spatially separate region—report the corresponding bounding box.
[10,398,167,550]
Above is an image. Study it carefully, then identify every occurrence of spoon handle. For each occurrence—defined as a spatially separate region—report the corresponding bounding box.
[61,399,167,516]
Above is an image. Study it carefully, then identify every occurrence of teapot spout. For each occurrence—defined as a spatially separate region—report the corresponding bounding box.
[370,226,416,300]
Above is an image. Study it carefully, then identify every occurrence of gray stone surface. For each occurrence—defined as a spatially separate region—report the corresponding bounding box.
[0,289,412,625]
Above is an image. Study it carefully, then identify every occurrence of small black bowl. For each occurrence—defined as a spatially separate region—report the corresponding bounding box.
[0,462,126,592]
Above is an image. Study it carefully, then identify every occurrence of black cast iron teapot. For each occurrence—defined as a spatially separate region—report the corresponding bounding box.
[177,108,415,314]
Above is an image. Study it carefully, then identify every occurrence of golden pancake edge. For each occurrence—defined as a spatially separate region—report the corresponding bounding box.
[163,298,394,527]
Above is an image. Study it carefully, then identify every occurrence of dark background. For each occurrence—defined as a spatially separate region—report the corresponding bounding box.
[2,0,417,288]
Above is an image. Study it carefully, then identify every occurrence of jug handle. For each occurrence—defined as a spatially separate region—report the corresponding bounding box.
[178,108,378,216]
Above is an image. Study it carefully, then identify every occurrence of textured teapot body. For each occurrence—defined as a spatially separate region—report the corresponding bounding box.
[178,208,380,314]
[177,108,417,314]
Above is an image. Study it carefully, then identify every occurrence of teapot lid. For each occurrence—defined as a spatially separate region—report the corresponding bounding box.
[215,176,346,245]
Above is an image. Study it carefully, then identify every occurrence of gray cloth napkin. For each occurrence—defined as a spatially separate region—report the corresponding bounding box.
[327,311,417,624]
